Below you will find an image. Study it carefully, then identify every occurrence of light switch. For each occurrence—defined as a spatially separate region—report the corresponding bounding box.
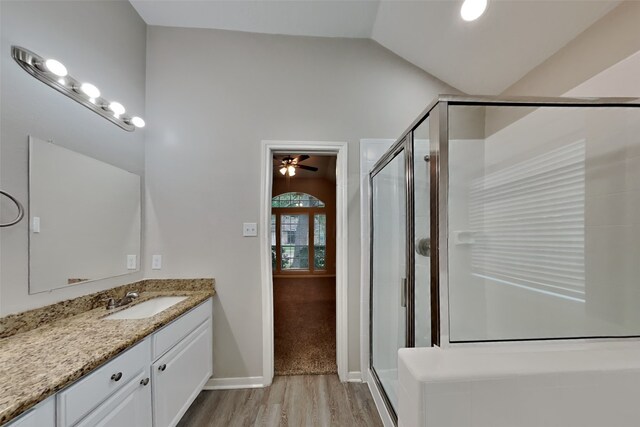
[243,222,258,237]
[152,254,162,270]
[32,217,41,233]
[127,255,137,270]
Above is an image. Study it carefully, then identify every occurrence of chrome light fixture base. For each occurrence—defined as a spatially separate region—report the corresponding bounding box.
[11,46,140,132]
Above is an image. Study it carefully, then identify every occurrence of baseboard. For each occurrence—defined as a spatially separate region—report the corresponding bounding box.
[204,376,267,390]
[347,371,363,382]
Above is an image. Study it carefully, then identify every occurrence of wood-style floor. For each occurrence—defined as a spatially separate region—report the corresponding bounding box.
[177,375,383,427]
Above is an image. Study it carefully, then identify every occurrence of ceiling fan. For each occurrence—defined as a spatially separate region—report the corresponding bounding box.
[277,155,318,177]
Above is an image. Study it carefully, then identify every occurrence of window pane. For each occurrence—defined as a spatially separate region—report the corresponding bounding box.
[280,214,309,270]
[272,192,325,208]
[314,214,326,270]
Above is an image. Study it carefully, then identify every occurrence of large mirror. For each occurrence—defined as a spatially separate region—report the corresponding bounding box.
[28,136,141,293]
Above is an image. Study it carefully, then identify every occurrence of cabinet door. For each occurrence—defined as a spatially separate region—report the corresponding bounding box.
[76,370,152,427]
[152,319,212,427]
[57,339,150,427]
[6,397,55,427]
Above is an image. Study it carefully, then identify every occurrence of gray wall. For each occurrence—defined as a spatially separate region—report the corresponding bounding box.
[0,0,147,315]
[143,26,456,377]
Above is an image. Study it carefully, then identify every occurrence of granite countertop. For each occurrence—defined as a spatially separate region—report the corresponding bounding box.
[0,279,215,425]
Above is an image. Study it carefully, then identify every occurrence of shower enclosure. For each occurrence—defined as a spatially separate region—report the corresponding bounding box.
[369,95,640,423]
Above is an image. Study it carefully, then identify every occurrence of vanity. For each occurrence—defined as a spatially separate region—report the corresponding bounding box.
[0,35,214,427]
[0,280,215,427]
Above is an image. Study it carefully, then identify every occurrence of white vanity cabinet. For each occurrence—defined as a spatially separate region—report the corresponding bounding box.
[152,320,212,427]
[6,397,55,427]
[75,369,152,427]
[57,339,151,427]
[52,298,212,427]
[150,300,213,427]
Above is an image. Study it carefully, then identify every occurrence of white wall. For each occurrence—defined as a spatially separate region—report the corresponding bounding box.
[0,0,146,315]
[143,26,457,378]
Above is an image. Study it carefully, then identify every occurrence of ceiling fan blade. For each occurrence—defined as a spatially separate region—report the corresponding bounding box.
[296,164,318,172]
[294,154,310,163]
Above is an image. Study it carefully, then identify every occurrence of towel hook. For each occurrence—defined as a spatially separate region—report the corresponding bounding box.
[0,190,25,228]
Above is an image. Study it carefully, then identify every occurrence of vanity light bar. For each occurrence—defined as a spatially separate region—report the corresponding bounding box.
[11,46,145,132]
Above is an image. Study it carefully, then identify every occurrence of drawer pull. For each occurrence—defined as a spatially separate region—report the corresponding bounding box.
[158,364,167,371]
[140,377,150,386]
[111,372,123,382]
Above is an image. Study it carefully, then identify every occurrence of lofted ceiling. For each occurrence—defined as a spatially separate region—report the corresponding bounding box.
[130,0,620,94]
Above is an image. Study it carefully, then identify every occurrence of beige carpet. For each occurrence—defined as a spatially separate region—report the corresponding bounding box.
[273,277,337,376]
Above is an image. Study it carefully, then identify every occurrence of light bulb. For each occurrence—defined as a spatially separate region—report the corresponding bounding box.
[80,83,100,99]
[279,166,287,175]
[131,116,145,128]
[44,59,67,77]
[109,102,125,118]
[461,0,487,21]
[287,165,296,176]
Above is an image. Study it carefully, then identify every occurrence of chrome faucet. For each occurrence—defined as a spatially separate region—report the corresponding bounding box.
[120,291,139,305]
[104,291,139,310]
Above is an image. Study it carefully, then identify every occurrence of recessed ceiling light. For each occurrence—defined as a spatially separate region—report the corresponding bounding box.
[461,0,487,22]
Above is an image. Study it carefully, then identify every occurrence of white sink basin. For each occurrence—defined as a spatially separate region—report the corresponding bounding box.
[103,296,188,320]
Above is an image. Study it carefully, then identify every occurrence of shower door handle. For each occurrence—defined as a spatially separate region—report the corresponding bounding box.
[400,277,407,308]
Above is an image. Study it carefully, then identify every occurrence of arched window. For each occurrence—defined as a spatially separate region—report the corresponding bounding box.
[271,192,327,274]
[272,192,325,208]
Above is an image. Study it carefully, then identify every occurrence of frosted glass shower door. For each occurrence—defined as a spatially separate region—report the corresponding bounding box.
[371,146,407,416]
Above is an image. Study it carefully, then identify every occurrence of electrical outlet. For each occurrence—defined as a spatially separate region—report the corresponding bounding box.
[243,222,258,237]
[127,255,137,270]
[152,254,162,270]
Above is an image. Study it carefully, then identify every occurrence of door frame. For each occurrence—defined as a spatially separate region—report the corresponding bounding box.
[260,140,348,384]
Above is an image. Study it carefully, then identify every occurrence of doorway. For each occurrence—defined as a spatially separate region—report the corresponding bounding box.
[260,141,348,385]
[271,154,337,376]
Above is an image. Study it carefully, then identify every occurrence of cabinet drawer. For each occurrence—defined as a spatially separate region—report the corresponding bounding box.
[57,339,150,427]
[76,369,151,427]
[152,319,213,427]
[152,298,211,361]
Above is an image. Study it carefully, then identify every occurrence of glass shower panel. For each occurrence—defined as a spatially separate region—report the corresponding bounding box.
[371,148,406,414]
[413,121,431,347]
[447,104,640,342]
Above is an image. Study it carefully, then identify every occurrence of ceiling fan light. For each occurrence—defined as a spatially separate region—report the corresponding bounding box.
[279,166,287,175]
[287,165,296,176]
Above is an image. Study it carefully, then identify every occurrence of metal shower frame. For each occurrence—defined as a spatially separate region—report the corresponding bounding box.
[368,94,640,423]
